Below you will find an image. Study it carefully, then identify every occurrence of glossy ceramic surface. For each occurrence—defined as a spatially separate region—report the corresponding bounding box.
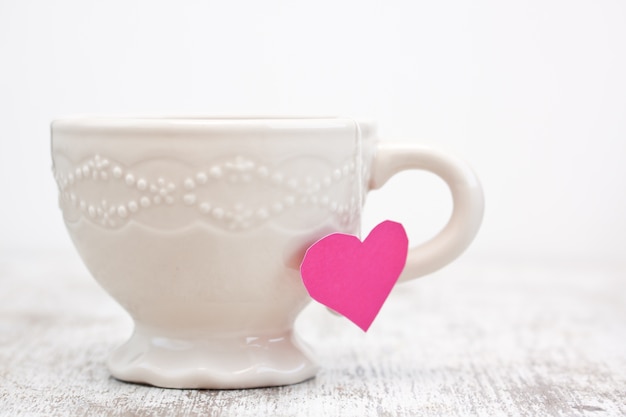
[51,116,483,389]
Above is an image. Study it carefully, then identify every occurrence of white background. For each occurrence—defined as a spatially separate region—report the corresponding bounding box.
[1,0,625,264]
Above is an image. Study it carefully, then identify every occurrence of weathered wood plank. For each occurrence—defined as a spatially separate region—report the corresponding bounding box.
[1,252,624,416]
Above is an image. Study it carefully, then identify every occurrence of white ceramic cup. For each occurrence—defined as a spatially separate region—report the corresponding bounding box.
[51,116,483,389]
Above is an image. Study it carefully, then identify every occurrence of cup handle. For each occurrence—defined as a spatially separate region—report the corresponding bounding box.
[369,143,484,282]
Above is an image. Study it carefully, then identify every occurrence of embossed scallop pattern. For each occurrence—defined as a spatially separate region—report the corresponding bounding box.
[53,154,362,230]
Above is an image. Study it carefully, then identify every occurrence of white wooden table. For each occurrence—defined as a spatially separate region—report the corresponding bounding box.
[1,250,624,416]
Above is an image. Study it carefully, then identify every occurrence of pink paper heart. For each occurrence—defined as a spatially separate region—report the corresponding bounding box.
[300,221,409,331]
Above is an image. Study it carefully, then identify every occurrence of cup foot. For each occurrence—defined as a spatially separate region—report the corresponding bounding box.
[107,327,319,389]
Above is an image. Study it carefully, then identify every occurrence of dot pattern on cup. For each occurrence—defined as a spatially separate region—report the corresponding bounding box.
[53,154,361,230]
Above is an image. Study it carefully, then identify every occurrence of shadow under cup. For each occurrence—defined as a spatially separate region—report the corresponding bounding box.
[51,117,375,389]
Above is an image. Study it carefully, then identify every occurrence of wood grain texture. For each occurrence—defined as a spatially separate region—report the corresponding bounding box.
[1,251,625,416]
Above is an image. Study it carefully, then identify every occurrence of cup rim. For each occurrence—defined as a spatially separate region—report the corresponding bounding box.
[51,115,378,137]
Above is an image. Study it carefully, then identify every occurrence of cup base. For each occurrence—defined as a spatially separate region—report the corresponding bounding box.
[107,327,319,389]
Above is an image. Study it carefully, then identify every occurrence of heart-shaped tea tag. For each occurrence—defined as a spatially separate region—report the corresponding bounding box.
[300,220,409,331]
